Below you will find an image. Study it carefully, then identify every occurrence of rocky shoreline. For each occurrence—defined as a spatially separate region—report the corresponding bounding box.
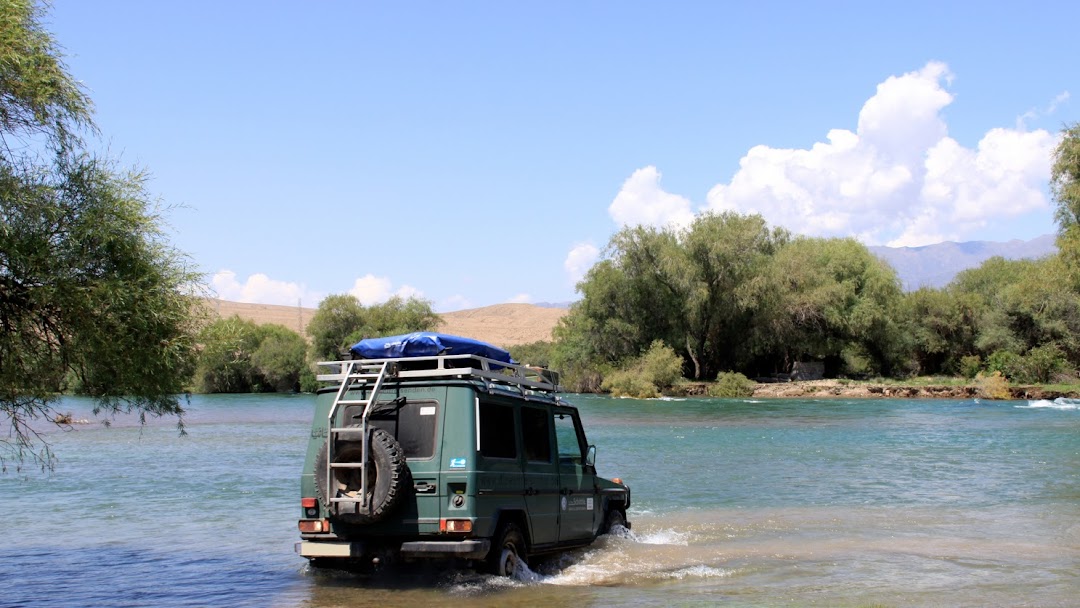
[672,379,1080,400]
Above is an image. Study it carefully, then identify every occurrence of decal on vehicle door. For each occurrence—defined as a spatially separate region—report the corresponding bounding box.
[567,496,590,511]
[449,458,466,469]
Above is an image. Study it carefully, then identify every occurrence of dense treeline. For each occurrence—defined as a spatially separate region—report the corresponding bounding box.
[193,124,1080,396]
[545,124,1080,395]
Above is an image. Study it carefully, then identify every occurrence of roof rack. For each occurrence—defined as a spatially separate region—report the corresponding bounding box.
[316,353,560,394]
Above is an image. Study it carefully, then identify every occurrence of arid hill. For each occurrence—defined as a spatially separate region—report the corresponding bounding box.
[201,299,566,347]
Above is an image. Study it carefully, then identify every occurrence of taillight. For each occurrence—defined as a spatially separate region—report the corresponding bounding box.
[298,519,329,533]
[440,518,473,533]
[301,497,317,508]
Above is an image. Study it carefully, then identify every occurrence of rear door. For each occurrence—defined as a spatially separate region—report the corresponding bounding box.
[554,407,598,542]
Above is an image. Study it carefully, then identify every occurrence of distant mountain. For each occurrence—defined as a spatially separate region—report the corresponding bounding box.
[870,234,1057,291]
[533,301,573,309]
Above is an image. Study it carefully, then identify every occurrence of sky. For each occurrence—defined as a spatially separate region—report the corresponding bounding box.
[46,1,1079,312]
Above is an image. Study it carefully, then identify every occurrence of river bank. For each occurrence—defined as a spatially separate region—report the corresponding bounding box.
[672,379,1080,400]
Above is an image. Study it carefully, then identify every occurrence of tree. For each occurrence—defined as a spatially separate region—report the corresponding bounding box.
[556,212,788,382]
[344,295,441,345]
[251,325,308,392]
[754,237,905,377]
[1,1,200,469]
[194,316,265,393]
[306,294,366,361]
[306,293,441,361]
[1052,123,1080,284]
[902,288,980,375]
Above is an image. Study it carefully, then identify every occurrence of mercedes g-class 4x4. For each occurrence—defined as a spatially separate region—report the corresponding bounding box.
[295,332,631,575]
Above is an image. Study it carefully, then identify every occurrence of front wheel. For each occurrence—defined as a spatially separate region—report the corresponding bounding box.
[486,523,527,577]
[601,508,626,535]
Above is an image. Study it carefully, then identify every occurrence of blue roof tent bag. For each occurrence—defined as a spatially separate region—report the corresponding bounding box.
[349,332,515,366]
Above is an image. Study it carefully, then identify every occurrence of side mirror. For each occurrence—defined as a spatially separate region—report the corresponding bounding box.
[585,445,596,468]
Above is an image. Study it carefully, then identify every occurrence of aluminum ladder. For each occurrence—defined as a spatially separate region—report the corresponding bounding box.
[324,360,392,514]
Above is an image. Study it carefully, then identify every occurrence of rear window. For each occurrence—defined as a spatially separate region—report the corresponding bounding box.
[355,398,439,459]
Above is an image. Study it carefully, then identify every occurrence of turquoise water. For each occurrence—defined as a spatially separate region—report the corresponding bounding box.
[2,394,1078,607]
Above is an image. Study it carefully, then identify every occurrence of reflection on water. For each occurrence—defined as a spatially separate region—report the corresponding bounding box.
[2,394,1079,607]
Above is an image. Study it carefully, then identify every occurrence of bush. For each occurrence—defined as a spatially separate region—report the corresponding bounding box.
[985,350,1023,381]
[975,371,1010,400]
[639,340,684,390]
[601,370,661,398]
[509,341,555,368]
[959,355,982,379]
[599,340,684,398]
[251,327,308,392]
[708,371,755,398]
[1022,344,1067,384]
[298,367,320,393]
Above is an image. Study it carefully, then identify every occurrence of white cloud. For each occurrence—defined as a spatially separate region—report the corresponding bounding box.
[608,166,695,229]
[348,274,422,306]
[697,61,1060,246]
[210,270,319,306]
[564,242,600,285]
[507,293,532,304]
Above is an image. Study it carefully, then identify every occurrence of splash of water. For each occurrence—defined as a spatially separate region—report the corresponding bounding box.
[1018,398,1080,410]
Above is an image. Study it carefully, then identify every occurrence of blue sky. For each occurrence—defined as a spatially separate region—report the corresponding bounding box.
[48,1,1077,311]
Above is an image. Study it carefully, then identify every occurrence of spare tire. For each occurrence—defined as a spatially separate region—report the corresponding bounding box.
[315,426,409,524]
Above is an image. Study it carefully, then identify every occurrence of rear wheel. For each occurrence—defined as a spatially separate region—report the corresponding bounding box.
[486,523,527,577]
[314,426,409,524]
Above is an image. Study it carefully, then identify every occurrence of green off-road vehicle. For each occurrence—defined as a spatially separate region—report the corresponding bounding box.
[295,332,631,575]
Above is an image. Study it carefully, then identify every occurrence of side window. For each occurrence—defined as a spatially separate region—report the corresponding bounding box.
[553,411,584,465]
[478,402,517,459]
[521,407,552,463]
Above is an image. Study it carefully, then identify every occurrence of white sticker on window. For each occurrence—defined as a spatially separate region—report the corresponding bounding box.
[587,497,594,510]
[419,406,436,416]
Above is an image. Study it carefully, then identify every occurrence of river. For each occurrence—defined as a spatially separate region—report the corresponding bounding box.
[1,394,1077,607]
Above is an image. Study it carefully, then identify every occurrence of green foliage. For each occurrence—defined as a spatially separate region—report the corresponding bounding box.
[560,214,911,386]
[600,340,684,398]
[306,294,366,361]
[959,355,982,379]
[903,288,980,375]
[759,236,906,377]
[251,325,308,392]
[563,212,788,383]
[551,311,609,393]
[985,350,1023,381]
[194,317,266,393]
[306,294,440,361]
[1,2,200,468]
[1022,344,1067,384]
[0,0,92,145]
[195,319,308,393]
[984,344,1068,385]
[298,368,319,393]
[707,371,755,398]
[343,295,441,346]
[601,370,660,399]
[638,340,684,389]
[1052,123,1080,285]
[509,340,554,368]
